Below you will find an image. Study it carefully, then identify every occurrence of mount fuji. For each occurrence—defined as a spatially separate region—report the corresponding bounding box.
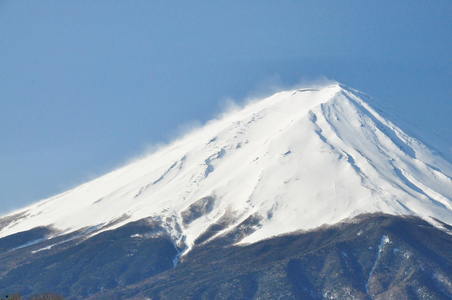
[1,84,452,299]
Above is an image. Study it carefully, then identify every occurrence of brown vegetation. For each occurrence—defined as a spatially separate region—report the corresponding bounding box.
[1,293,63,300]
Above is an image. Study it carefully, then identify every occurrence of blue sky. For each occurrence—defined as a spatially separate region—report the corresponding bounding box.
[1,1,451,214]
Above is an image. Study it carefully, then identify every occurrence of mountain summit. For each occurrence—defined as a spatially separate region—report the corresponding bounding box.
[2,84,452,299]
[1,84,452,251]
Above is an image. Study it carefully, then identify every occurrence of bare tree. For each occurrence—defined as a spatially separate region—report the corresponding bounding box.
[31,293,64,300]
[2,293,64,300]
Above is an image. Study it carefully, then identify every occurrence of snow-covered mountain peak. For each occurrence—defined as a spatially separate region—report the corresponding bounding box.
[1,84,452,253]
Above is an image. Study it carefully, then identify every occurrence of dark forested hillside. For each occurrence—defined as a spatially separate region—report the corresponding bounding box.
[1,214,452,299]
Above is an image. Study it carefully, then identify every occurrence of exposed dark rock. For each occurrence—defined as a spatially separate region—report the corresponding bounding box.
[0,212,29,232]
[180,196,215,227]
[0,227,53,253]
[194,210,236,245]
[217,213,263,245]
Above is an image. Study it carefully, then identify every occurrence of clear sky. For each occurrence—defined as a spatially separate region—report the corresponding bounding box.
[1,1,451,215]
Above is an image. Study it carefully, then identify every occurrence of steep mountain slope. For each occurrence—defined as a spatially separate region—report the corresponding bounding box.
[1,84,452,299]
[93,214,452,300]
[1,84,451,250]
[2,214,452,299]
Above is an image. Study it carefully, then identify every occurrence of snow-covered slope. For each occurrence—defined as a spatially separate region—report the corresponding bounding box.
[2,84,452,252]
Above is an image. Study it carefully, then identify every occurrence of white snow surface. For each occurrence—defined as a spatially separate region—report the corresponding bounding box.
[2,84,452,252]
